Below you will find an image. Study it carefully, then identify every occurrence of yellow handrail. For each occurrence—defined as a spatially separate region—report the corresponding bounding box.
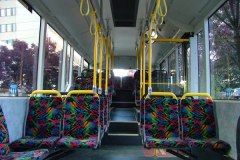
[181,93,212,100]
[80,0,90,16]
[158,0,167,17]
[30,90,61,97]
[105,38,109,95]
[139,35,143,99]
[109,41,112,77]
[90,11,96,35]
[67,90,99,97]
[148,19,153,95]
[152,38,189,42]
[142,33,146,96]
[98,35,104,94]
[93,20,99,93]
[148,92,177,100]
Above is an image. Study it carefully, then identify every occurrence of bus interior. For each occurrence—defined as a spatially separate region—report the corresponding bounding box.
[0,0,239,159]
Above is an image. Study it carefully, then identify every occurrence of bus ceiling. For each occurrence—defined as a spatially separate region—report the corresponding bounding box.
[24,0,223,66]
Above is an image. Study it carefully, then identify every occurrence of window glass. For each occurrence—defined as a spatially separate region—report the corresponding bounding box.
[0,0,40,96]
[160,60,166,71]
[198,31,205,92]
[83,60,88,69]
[6,8,11,16]
[169,51,176,83]
[44,25,63,90]
[209,0,239,99]
[1,9,5,17]
[1,24,6,33]
[178,45,184,83]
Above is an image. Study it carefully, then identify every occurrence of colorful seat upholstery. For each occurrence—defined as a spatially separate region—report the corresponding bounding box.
[73,77,93,90]
[81,69,94,79]
[10,97,63,150]
[0,105,49,160]
[180,98,231,154]
[57,95,100,149]
[144,97,187,148]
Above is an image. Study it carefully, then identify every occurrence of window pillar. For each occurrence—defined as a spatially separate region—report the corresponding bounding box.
[68,47,74,86]
[37,18,47,90]
[204,19,210,94]
[60,40,67,91]
[190,35,199,92]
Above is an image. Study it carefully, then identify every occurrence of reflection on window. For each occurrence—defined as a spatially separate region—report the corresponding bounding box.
[178,45,184,83]
[0,0,40,96]
[73,50,81,79]
[44,25,63,90]
[65,44,71,86]
[169,51,176,83]
[83,60,88,69]
[209,0,240,99]
[198,31,205,92]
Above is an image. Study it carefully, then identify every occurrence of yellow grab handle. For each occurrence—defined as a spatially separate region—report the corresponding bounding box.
[67,90,99,97]
[147,92,177,100]
[181,93,212,100]
[30,90,61,97]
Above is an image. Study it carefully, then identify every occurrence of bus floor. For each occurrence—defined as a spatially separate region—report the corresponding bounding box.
[57,145,182,160]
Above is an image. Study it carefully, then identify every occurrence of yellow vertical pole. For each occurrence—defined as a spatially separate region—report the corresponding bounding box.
[148,18,153,95]
[98,35,103,94]
[140,36,143,99]
[105,38,109,95]
[109,41,112,77]
[93,13,98,93]
[111,49,114,70]
[143,33,146,96]
[136,47,139,69]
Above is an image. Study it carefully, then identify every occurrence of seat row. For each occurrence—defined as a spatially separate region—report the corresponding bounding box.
[8,90,109,152]
[140,92,231,156]
[0,105,49,159]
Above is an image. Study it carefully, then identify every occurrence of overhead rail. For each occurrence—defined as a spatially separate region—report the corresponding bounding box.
[152,38,189,42]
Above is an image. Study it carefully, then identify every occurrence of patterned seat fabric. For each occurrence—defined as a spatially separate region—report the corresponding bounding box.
[10,97,63,150]
[0,149,49,160]
[74,77,93,90]
[100,95,106,137]
[144,97,187,148]
[180,99,231,154]
[81,69,94,79]
[0,106,49,159]
[57,95,100,149]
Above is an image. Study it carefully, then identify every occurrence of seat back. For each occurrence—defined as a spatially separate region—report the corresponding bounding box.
[63,95,100,140]
[81,69,94,79]
[74,77,93,90]
[144,96,180,139]
[0,106,10,155]
[180,94,216,140]
[25,96,63,138]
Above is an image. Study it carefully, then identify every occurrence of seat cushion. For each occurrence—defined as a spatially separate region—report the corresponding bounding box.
[0,144,10,156]
[185,138,205,148]
[202,139,231,154]
[56,136,98,149]
[145,137,187,148]
[10,136,59,149]
[186,138,231,154]
[0,149,49,160]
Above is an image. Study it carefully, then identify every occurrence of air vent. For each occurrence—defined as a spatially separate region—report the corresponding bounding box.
[110,0,139,27]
